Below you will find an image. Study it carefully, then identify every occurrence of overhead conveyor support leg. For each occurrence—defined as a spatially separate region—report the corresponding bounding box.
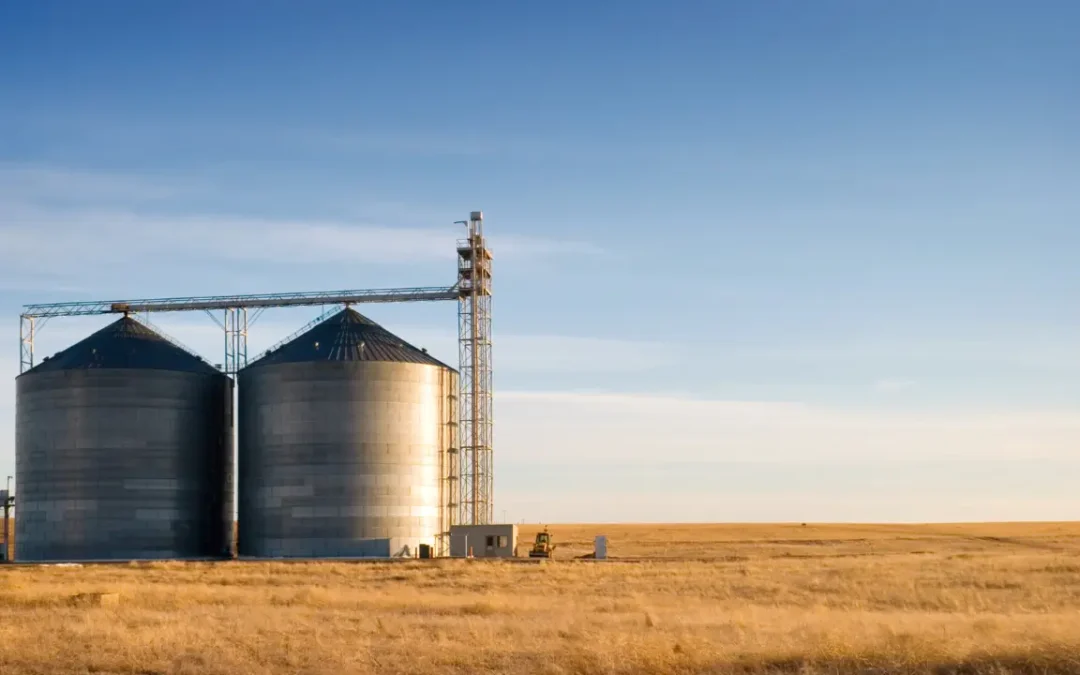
[19,315,34,373]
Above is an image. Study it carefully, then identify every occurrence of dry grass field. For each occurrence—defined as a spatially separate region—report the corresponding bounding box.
[2,523,1080,674]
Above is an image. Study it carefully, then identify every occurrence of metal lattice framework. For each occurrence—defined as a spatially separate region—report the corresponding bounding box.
[19,286,459,374]
[17,212,495,528]
[457,212,494,525]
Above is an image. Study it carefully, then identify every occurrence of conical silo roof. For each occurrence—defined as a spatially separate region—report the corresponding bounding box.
[245,308,452,370]
[21,316,219,376]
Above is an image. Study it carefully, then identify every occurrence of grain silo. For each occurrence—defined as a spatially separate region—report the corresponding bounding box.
[15,317,234,561]
[237,308,457,558]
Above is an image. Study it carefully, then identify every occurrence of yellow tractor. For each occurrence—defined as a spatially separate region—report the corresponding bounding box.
[529,528,556,558]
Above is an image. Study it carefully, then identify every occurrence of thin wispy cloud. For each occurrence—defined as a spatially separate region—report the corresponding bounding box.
[0,164,605,283]
[3,117,571,160]
[502,490,1080,524]
[495,390,1080,465]
[393,327,676,374]
[278,128,579,159]
[292,130,504,157]
[0,206,602,270]
[0,163,184,203]
[699,339,1080,374]
[0,206,443,268]
[873,378,917,393]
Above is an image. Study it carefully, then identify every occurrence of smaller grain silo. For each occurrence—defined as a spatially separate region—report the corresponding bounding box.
[15,317,234,561]
[238,308,457,558]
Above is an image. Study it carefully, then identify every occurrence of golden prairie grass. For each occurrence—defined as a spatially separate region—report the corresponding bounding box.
[1,523,1080,674]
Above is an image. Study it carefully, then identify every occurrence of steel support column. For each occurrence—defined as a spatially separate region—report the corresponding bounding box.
[224,308,248,376]
[18,315,34,373]
[457,211,493,525]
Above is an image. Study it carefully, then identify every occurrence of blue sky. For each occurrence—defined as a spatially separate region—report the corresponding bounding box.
[1,1,1078,522]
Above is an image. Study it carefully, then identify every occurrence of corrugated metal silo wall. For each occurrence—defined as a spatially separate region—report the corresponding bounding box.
[237,361,455,557]
[15,370,235,561]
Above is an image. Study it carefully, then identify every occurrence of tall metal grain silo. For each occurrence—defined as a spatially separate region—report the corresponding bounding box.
[238,308,457,558]
[15,317,234,561]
